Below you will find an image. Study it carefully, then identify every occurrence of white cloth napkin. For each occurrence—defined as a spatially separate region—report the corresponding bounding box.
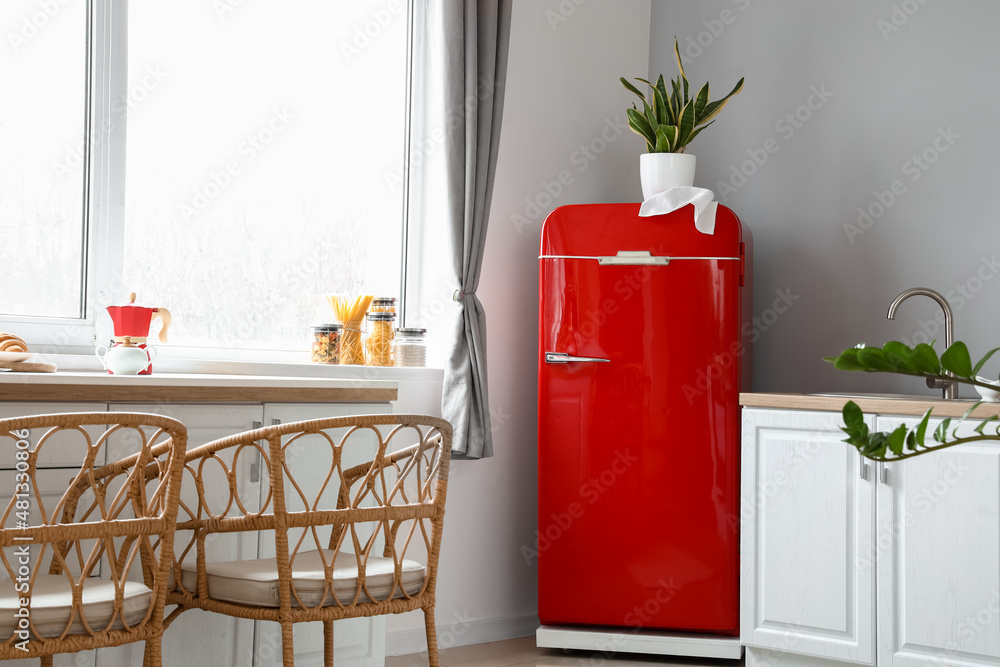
[638,186,719,235]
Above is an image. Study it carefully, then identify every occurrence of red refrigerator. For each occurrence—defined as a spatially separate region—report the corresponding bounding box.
[536,203,752,649]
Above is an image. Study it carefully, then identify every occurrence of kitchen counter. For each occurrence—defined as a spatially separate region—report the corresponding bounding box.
[740,392,1000,418]
[0,371,398,403]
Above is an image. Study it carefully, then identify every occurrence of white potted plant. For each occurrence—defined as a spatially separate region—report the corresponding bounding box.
[622,39,744,199]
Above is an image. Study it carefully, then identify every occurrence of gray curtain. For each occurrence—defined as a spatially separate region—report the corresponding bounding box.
[437,0,512,459]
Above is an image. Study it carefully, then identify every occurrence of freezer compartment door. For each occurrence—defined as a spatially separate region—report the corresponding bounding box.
[537,255,742,635]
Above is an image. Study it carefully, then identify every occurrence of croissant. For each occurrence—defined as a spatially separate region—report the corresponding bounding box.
[0,333,28,353]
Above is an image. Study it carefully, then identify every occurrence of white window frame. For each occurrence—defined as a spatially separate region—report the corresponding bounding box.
[4,0,418,361]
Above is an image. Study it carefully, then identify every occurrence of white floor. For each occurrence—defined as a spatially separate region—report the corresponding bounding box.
[386,636,745,667]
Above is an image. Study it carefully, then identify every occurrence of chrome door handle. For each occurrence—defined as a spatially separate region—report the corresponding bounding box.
[545,352,611,364]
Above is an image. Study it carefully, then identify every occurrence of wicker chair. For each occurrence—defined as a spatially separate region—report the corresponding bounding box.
[0,412,187,666]
[165,413,452,667]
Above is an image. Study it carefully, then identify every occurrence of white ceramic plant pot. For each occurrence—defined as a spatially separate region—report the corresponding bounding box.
[640,152,696,199]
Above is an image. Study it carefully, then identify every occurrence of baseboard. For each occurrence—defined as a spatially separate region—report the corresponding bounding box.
[385,612,540,657]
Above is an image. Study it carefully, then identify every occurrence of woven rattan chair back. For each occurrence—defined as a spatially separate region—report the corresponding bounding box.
[168,413,452,667]
[0,412,187,666]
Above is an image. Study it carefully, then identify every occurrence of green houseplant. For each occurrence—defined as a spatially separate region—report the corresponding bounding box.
[825,341,1000,461]
[621,39,744,198]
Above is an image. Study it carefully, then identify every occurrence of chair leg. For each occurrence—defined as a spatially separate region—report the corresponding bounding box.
[281,621,296,667]
[39,656,53,667]
[144,635,162,667]
[324,619,334,667]
[424,606,440,667]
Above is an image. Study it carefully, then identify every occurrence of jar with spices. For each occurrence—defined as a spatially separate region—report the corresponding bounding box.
[394,328,427,368]
[371,297,397,313]
[365,311,396,366]
[310,324,342,364]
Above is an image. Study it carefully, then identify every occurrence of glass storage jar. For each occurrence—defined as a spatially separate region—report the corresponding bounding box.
[310,324,342,364]
[394,328,427,367]
[365,311,396,366]
[371,297,397,313]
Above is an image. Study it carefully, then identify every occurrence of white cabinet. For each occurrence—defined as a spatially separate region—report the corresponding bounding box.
[743,407,1000,667]
[253,402,390,667]
[741,408,876,665]
[875,416,1000,667]
[97,404,265,667]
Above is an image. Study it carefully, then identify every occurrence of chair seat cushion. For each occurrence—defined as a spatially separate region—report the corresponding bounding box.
[179,550,426,608]
[0,575,152,638]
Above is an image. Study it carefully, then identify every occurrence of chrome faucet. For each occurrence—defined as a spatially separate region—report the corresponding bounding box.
[887,288,957,399]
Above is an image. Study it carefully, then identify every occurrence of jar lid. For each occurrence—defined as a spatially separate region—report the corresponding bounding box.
[396,327,427,334]
[372,297,397,305]
[367,312,396,321]
[311,323,343,331]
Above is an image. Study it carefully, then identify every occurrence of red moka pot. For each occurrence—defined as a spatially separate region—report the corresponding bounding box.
[105,292,171,375]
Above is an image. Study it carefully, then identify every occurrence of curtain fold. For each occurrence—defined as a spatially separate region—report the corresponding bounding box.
[437,0,512,459]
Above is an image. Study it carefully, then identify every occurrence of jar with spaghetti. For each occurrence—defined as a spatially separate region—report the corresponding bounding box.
[371,297,397,313]
[365,311,396,367]
[310,324,342,364]
[338,321,366,365]
[394,328,427,368]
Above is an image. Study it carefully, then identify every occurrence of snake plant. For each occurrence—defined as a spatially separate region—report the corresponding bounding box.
[621,38,744,154]
[825,341,1000,461]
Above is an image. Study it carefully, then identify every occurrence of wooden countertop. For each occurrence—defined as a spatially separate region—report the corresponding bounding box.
[740,392,1000,418]
[0,372,398,403]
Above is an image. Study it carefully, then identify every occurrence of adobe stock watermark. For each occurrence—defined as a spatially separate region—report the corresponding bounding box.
[896,255,1000,348]
[7,0,72,53]
[877,0,931,41]
[716,85,834,202]
[545,0,588,31]
[11,428,33,653]
[843,126,960,244]
[678,0,753,63]
[511,115,630,234]
[683,287,799,404]
[521,448,639,567]
[340,0,405,62]
[52,65,169,179]
[213,0,248,21]
[179,107,294,221]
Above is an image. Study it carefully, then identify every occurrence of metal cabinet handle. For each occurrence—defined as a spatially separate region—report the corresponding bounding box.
[859,454,869,481]
[878,462,888,485]
[545,352,611,364]
[250,421,262,483]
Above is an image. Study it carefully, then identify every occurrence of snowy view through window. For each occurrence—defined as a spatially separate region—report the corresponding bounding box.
[0,1,87,318]
[122,1,407,350]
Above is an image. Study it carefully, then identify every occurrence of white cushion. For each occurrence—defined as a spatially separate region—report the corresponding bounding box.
[0,575,152,638]
[180,550,425,607]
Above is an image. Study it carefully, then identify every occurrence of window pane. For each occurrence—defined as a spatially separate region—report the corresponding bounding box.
[124,1,408,349]
[0,1,87,318]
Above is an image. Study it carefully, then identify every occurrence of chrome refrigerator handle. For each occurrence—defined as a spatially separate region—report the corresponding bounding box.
[545,352,611,364]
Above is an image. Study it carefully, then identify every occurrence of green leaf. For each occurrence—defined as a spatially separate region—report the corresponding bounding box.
[620,77,648,103]
[934,418,952,443]
[693,82,710,120]
[941,341,973,378]
[696,77,745,126]
[952,401,983,438]
[914,408,932,446]
[974,415,999,435]
[676,101,697,149]
[673,38,686,83]
[973,347,1000,376]
[652,86,670,125]
[882,341,918,373]
[863,432,887,458]
[887,425,907,456]
[857,347,895,372]
[626,108,657,147]
[684,121,714,148]
[911,343,941,375]
[830,349,866,371]
[670,77,682,121]
[654,125,676,153]
[906,431,917,451]
[843,401,865,432]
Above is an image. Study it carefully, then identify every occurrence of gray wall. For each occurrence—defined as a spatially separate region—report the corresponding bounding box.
[649,1,1000,396]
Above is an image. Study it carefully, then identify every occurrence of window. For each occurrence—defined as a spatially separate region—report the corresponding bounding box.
[1,1,413,355]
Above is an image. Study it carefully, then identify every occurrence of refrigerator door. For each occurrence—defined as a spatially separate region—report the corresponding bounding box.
[537,203,746,635]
